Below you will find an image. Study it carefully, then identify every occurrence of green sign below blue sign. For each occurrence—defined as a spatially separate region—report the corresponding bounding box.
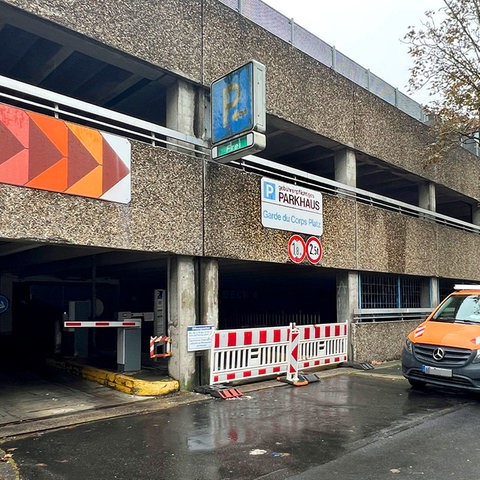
[212,131,266,162]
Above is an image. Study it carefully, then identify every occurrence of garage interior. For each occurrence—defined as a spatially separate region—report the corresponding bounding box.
[0,240,337,371]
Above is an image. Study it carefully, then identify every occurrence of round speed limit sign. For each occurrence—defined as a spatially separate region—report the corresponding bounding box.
[288,235,306,263]
[306,236,323,264]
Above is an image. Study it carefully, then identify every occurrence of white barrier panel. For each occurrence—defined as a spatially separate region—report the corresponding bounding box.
[210,323,348,385]
[210,326,290,384]
[297,323,348,370]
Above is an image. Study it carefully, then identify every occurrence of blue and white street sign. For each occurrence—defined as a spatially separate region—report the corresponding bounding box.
[261,177,323,236]
[187,325,214,352]
[211,60,266,162]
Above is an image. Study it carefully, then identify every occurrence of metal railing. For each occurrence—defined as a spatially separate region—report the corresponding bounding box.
[0,75,210,160]
[353,308,431,323]
[234,154,480,235]
[219,0,428,123]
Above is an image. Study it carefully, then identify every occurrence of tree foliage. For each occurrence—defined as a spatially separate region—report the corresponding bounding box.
[405,0,480,163]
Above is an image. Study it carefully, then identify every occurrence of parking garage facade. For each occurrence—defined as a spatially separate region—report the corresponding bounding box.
[1,0,480,389]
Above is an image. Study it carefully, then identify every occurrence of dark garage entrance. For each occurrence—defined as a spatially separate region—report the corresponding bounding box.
[0,242,168,370]
[218,260,336,330]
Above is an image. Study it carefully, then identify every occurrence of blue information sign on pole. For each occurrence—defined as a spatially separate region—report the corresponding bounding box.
[211,60,266,163]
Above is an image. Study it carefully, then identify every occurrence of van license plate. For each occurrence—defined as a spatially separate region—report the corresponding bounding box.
[422,365,452,377]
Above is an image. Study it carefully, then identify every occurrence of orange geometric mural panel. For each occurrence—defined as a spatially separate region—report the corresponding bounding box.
[0,103,131,203]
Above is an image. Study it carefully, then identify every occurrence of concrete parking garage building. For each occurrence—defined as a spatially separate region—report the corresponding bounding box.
[0,0,479,389]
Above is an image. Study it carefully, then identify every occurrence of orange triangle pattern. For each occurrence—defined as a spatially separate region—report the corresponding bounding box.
[26,158,69,192]
[67,123,103,165]
[0,102,131,203]
[66,165,104,198]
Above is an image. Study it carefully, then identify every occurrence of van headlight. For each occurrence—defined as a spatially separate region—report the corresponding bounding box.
[404,338,413,354]
[472,349,480,364]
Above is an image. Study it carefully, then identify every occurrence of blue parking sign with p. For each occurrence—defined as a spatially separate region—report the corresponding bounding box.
[263,181,276,200]
[211,62,254,144]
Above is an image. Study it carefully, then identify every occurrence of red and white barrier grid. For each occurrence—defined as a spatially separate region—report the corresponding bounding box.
[210,326,290,385]
[297,323,348,370]
[210,322,348,385]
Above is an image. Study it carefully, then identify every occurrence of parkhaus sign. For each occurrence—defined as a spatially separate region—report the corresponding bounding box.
[261,178,323,236]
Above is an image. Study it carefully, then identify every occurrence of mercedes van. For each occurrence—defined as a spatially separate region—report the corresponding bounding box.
[402,285,480,391]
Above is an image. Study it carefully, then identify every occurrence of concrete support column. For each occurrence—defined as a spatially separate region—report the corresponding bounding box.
[336,271,358,361]
[166,79,196,151]
[334,148,357,187]
[200,259,219,328]
[336,271,358,324]
[199,259,219,385]
[430,277,440,308]
[418,185,439,312]
[418,182,436,212]
[168,255,197,390]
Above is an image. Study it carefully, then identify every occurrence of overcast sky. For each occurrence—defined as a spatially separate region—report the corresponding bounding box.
[262,0,444,105]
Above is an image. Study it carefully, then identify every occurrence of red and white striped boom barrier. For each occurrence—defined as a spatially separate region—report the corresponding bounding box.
[210,322,348,385]
[64,320,141,328]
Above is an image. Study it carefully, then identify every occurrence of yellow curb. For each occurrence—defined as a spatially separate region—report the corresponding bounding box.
[81,365,179,396]
[47,359,180,396]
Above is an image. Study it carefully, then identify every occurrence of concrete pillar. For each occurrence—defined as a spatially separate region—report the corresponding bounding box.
[166,79,196,151]
[419,182,436,212]
[199,259,219,385]
[167,255,197,390]
[336,271,358,324]
[336,271,358,361]
[334,148,357,187]
[200,259,218,327]
[430,277,440,307]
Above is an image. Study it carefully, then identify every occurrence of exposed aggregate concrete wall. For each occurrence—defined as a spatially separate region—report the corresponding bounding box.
[0,143,204,255]
[351,320,419,362]
[3,0,480,369]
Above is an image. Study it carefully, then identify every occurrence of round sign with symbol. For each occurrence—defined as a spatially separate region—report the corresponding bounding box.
[306,237,323,264]
[0,295,9,314]
[288,235,306,263]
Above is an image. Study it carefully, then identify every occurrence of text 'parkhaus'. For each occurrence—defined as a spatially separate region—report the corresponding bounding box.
[261,178,323,237]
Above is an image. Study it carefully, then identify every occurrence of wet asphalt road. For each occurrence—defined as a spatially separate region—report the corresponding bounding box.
[3,368,478,480]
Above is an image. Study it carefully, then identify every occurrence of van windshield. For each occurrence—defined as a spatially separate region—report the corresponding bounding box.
[433,294,480,324]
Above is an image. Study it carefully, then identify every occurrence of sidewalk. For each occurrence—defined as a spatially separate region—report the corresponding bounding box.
[0,358,189,440]
[0,360,199,480]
